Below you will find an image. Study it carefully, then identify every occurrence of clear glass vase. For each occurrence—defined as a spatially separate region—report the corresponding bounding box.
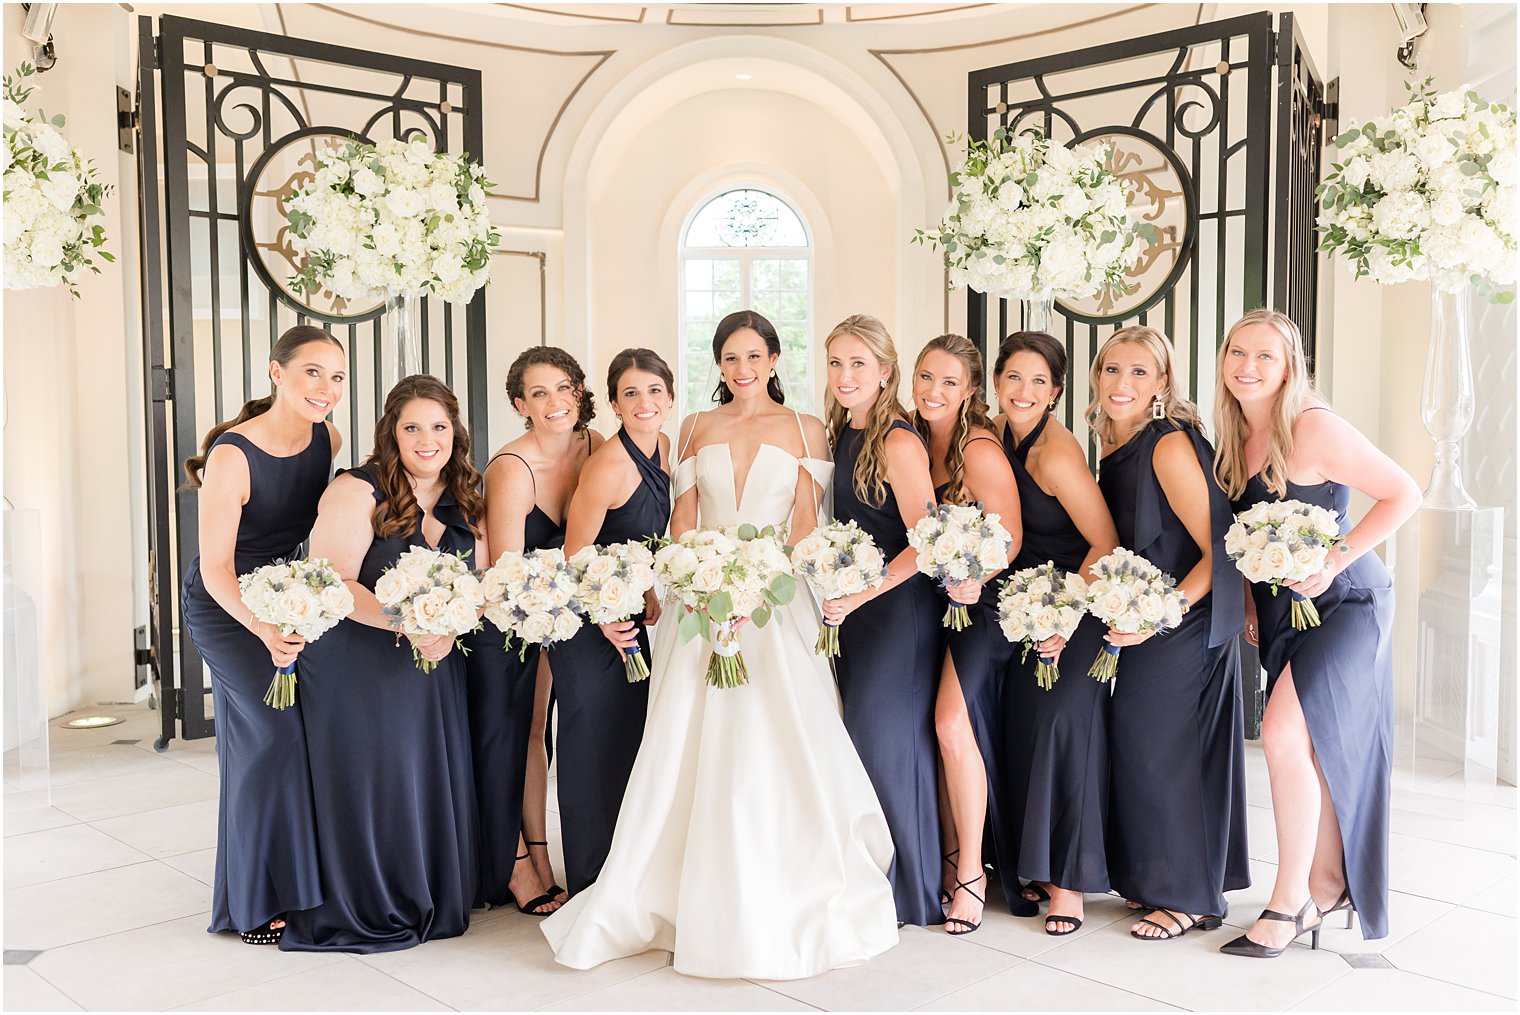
[1023,296,1054,335]
[1420,285,1477,510]
[382,290,423,394]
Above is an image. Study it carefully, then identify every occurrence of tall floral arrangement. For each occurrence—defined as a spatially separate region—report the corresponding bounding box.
[914,127,1155,301]
[1316,78,1516,299]
[3,63,113,296]
[285,133,499,305]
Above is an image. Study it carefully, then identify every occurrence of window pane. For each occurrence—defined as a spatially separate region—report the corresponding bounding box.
[756,288,808,323]
[751,259,779,290]
[683,189,809,248]
[685,290,712,320]
[776,258,808,290]
[712,259,741,290]
[684,259,712,289]
[713,288,742,319]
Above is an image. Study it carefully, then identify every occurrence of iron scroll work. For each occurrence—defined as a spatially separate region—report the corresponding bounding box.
[964,12,1327,736]
[138,16,489,748]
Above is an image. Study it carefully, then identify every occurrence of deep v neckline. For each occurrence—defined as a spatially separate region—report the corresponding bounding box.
[704,442,797,515]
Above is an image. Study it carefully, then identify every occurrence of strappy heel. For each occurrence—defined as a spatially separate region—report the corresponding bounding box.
[945,873,987,936]
[524,840,567,901]
[512,851,561,915]
[1319,887,1355,930]
[1021,881,1052,905]
[939,849,959,907]
[1044,913,1083,936]
[1218,899,1321,958]
[1130,908,1224,940]
[239,917,285,945]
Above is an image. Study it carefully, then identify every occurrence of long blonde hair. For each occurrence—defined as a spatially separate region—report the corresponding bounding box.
[911,334,993,506]
[824,315,906,508]
[1212,309,1320,499]
[1086,325,1203,448]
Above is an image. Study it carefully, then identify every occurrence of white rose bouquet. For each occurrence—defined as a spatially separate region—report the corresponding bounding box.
[568,540,657,682]
[285,133,499,305]
[1316,78,1517,298]
[238,558,354,709]
[1082,547,1187,685]
[996,561,1088,690]
[1225,499,1345,630]
[480,548,582,662]
[374,546,484,673]
[790,520,888,657]
[3,63,114,296]
[913,126,1155,301]
[654,524,796,689]
[907,502,1014,631]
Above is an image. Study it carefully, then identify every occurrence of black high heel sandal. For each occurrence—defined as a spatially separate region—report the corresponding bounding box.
[512,850,561,915]
[945,873,987,936]
[524,839,568,902]
[239,917,285,946]
[939,849,959,907]
[1319,887,1355,930]
[1218,899,1321,958]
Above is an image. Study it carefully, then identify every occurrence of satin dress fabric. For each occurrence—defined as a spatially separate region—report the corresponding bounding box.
[542,441,897,979]
[1098,418,1250,918]
[180,423,329,935]
[830,420,946,927]
[280,468,478,953]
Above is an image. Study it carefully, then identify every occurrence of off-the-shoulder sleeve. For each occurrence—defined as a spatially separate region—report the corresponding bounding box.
[673,456,698,498]
[799,457,834,488]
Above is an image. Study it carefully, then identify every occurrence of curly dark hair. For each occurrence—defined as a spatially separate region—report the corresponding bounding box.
[363,375,485,540]
[505,346,595,430]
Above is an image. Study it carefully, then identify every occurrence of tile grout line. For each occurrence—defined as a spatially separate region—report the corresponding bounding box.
[1380,950,1520,1002]
[10,908,214,956]
[151,955,355,1013]
[360,956,464,1011]
[1023,952,1198,1011]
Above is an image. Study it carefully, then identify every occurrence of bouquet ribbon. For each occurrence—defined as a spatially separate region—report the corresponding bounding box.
[1089,642,1121,690]
[264,660,297,710]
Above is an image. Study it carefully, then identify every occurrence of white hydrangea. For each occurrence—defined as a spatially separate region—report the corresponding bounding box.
[915,127,1153,302]
[286,134,499,306]
[1317,80,1517,297]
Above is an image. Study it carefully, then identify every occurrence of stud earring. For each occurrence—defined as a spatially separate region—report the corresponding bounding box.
[1047,399,1056,411]
[1151,394,1166,420]
[879,378,888,389]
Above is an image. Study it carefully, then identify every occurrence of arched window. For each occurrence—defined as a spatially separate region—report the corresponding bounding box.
[679,188,813,415]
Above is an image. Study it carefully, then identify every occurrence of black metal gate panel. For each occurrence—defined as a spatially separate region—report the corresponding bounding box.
[137,15,489,748]
[964,13,1327,737]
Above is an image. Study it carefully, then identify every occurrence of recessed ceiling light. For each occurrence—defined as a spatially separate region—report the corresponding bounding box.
[735,73,752,81]
[63,715,123,729]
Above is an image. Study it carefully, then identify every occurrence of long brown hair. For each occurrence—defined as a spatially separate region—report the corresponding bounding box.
[181,325,342,488]
[1085,325,1204,447]
[364,375,485,540]
[912,333,993,506]
[1213,309,1321,499]
[506,346,595,430]
[823,315,905,508]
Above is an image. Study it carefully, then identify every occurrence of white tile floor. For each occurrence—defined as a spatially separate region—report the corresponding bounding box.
[4,704,1516,1012]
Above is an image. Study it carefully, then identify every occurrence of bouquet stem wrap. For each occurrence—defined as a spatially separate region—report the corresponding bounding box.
[943,600,972,631]
[263,661,298,711]
[707,620,748,689]
[1289,589,1322,630]
[1089,642,1121,685]
[623,644,651,683]
[1034,654,1059,692]
[816,620,841,659]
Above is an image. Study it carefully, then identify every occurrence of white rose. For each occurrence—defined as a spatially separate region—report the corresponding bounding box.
[373,569,409,606]
[491,554,530,590]
[552,610,582,641]
[1096,589,1130,621]
[520,612,553,644]
[413,588,452,631]
[1291,544,1327,577]
[319,583,354,617]
[445,596,479,635]
[516,587,551,614]
[692,559,726,594]
[1138,596,1166,625]
[597,576,631,617]
[397,550,437,578]
[1239,547,1269,584]
[583,554,619,583]
[1260,543,1293,580]
[451,573,483,605]
[275,585,318,627]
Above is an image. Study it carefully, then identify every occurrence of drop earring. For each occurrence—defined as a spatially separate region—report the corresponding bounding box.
[1151,394,1166,420]
[1047,399,1056,412]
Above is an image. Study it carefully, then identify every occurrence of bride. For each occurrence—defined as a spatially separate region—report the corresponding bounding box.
[541,310,899,980]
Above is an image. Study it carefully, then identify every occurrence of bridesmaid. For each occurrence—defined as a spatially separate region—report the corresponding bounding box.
[180,324,344,945]
[553,348,673,895]
[820,314,944,928]
[469,347,601,915]
[281,375,483,953]
[909,334,1021,936]
[1213,310,1417,955]
[1088,325,1251,940]
[990,331,1119,935]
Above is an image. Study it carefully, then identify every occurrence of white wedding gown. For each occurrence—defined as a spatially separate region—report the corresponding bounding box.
[541,441,899,980]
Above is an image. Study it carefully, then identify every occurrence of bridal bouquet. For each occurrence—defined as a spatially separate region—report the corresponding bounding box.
[790,521,888,657]
[481,548,582,662]
[1225,499,1345,630]
[907,503,1014,631]
[1316,78,1517,296]
[1083,547,1186,684]
[374,547,484,673]
[654,524,796,689]
[996,562,1088,690]
[285,133,499,305]
[4,62,114,296]
[568,540,657,681]
[913,126,1154,301]
[238,558,353,710]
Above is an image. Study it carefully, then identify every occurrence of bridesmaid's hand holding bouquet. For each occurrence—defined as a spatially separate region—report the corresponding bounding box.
[1082,548,1186,685]
[568,540,657,681]
[374,547,485,673]
[907,502,1013,630]
[997,561,1087,690]
[791,520,888,657]
[238,557,354,709]
[1225,500,1344,630]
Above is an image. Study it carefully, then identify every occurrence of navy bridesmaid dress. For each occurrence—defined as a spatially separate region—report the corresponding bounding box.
[180,423,329,935]
[280,467,478,953]
[549,429,670,895]
[994,413,1113,911]
[1098,418,1250,919]
[465,453,566,909]
[1237,439,1393,939]
[832,420,944,927]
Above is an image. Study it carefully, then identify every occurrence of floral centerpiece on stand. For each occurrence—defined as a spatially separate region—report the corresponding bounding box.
[3,62,113,296]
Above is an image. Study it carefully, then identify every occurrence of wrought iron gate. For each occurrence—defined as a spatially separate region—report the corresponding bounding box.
[965,12,1329,735]
[137,15,489,749]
